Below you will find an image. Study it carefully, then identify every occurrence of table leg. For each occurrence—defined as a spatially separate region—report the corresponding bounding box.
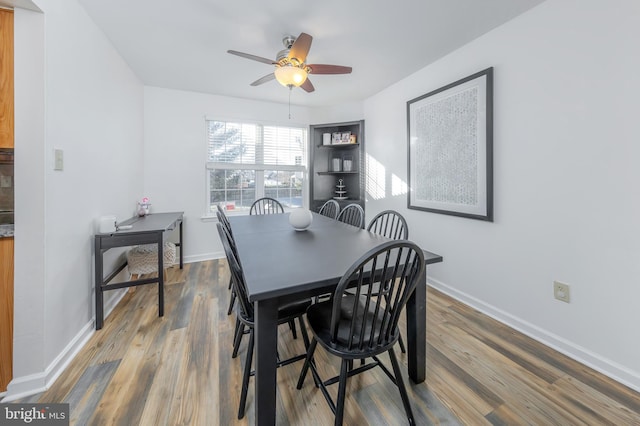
[406,268,426,383]
[158,234,164,317]
[95,238,104,330]
[179,220,183,269]
[254,298,278,426]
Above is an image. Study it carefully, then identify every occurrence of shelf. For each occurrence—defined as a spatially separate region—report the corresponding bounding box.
[317,171,358,175]
[310,120,364,215]
[316,143,359,149]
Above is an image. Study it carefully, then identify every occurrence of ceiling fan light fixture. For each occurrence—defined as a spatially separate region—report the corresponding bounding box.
[229,32,351,94]
[274,65,308,87]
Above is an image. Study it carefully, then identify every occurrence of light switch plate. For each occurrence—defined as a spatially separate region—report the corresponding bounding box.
[0,175,11,188]
[54,149,64,171]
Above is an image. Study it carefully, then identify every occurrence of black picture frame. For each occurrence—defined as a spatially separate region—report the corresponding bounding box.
[407,67,493,221]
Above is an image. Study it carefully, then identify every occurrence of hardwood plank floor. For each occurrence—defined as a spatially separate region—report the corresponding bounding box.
[9,259,640,425]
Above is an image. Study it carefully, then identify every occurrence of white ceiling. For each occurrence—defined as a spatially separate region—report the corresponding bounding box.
[0,0,39,11]
[69,1,543,107]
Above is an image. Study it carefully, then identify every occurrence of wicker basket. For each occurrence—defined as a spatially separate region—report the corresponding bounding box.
[127,242,176,275]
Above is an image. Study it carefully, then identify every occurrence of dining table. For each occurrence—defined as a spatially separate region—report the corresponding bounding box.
[227,212,443,425]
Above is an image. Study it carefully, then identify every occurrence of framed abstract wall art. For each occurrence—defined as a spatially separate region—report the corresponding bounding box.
[407,67,493,221]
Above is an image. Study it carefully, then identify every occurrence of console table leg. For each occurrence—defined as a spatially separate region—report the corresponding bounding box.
[95,239,104,330]
[179,221,183,269]
[158,234,164,317]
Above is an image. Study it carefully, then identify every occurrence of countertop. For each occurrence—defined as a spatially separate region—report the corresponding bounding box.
[0,224,14,238]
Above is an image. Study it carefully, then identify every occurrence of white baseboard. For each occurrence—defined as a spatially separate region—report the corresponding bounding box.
[3,321,94,402]
[428,278,640,393]
[2,288,128,402]
[2,373,47,402]
[184,251,224,263]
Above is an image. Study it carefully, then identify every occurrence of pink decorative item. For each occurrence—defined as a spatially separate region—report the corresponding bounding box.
[137,197,151,216]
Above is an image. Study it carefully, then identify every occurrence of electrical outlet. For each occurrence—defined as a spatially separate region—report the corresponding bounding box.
[554,281,570,303]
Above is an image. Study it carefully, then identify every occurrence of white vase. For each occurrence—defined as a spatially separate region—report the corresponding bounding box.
[289,209,313,231]
[323,133,331,145]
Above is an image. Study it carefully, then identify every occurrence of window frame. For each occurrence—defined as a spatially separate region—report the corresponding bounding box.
[204,118,308,217]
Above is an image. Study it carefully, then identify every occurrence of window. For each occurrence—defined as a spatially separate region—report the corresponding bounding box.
[206,120,307,214]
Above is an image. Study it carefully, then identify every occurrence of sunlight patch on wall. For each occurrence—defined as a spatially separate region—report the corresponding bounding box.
[392,173,408,196]
[366,154,386,200]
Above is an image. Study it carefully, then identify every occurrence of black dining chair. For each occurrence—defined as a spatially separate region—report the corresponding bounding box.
[336,203,364,228]
[318,199,340,219]
[216,205,238,316]
[366,209,409,353]
[216,204,234,237]
[217,223,311,419]
[249,197,284,215]
[367,210,408,240]
[296,240,425,425]
[215,208,250,350]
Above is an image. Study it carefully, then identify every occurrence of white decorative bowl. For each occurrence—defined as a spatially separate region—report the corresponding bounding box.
[289,208,313,231]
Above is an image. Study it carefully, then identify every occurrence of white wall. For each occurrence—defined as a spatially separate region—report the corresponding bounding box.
[364,0,640,390]
[8,0,144,399]
[310,102,363,126]
[143,87,313,260]
[13,5,45,388]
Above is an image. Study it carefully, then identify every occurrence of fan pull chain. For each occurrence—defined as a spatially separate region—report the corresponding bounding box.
[288,86,292,119]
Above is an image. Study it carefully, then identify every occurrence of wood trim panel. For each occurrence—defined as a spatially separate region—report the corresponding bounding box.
[0,8,14,149]
[0,237,14,392]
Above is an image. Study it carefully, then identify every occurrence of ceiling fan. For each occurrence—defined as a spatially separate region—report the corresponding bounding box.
[227,32,352,93]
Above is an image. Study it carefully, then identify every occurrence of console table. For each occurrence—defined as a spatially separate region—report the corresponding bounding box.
[94,212,184,330]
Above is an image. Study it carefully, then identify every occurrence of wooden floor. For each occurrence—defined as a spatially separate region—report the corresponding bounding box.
[16,259,640,425]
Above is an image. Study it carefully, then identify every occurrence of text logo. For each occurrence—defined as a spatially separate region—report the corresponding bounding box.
[1,404,69,425]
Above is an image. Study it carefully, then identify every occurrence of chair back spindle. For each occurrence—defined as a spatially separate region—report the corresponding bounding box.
[318,199,340,219]
[367,210,408,240]
[216,204,234,237]
[336,203,364,228]
[250,197,285,215]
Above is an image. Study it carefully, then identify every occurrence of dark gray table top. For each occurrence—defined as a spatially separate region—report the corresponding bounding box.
[96,212,184,236]
[228,213,442,302]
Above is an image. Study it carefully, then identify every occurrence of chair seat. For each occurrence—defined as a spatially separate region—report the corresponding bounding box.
[127,242,176,275]
[306,295,398,357]
[236,297,312,327]
[278,298,313,320]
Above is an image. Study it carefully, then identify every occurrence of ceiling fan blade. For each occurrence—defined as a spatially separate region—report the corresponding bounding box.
[288,32,313,63]
[300,78,315,93]
[250,73,276,86]
[227,50,276,65]
[307,64,353,75]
